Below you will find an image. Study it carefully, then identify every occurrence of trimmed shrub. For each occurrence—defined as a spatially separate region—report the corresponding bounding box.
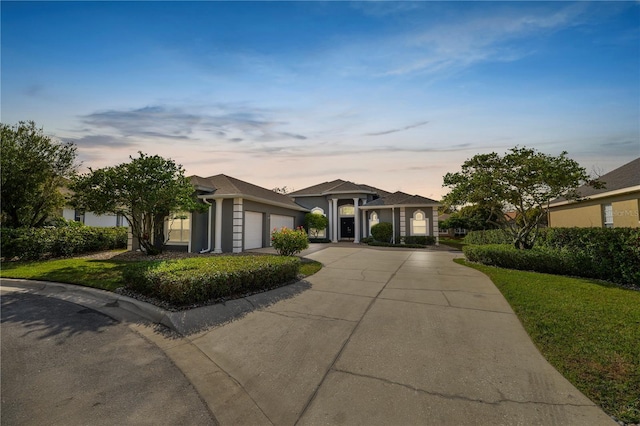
[367,241,426,249]
[371,222,393,243]
[122,255,300,305]
[271,226,309,256]
[463,237,640,286]
[464,229,511,245]
[309,238,331,243]
[404,236,436,245]
[1,226,128,260]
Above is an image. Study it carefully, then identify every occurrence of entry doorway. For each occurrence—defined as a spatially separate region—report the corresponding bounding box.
[340,217,355,239]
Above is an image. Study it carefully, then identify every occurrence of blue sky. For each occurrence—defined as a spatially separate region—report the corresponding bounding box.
[2,1,639,199]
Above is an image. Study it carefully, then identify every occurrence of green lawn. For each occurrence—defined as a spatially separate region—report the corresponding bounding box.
[456,259,640,424]
[439,237,466,250]
[1,257,129,291]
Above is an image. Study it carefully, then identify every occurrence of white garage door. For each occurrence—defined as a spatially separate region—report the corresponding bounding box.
[244,211,263,250]
[270,214,295,245]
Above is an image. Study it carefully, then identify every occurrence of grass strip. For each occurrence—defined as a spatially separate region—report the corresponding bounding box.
[455,258,640,424]
[1,257,129,291]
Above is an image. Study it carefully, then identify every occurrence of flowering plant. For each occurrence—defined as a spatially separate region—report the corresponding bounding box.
[271,226,309,256]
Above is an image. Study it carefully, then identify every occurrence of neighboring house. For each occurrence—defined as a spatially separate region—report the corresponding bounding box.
[164,176,441,253]
[548,157,640,228]
[437,213,468,238]
[59,185,128,227]
[61,208,128,227]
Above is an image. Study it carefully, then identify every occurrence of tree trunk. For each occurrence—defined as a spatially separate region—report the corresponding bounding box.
[151,213,166,254]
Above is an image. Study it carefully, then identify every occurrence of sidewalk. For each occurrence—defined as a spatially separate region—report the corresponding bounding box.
[1,246,615,425]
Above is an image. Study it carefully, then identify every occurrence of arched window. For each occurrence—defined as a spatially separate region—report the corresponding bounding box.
[311,207,325,216]
[410,210,429,236]
[369,211,379,235]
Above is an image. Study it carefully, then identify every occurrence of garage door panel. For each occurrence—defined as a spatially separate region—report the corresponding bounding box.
[244,211,263,250]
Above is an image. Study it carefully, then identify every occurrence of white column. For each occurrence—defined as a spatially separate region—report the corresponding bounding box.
[353,197,360,243]
[232,198,243,253]
[214,198,223,253]
[361,208,366,238]
[392,207,396,244]
[332,198,339,242]
[400,207,406,243]
[326,198,333,241]
[432,207,440,245]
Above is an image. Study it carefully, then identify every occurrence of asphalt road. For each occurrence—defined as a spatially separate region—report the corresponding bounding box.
[1,290,217,426]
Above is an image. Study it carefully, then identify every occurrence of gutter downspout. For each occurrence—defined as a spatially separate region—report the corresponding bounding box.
[199,199,213,253]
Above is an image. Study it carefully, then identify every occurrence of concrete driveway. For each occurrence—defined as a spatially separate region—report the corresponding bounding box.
[141,246,614,425]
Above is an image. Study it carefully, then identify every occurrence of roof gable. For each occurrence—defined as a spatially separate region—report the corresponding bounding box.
[550,157,640,204]
[364,191,440,207]
[579,157,640,197]
[290,179,388,197]
[289,179,346,196]
[190,174,305,210]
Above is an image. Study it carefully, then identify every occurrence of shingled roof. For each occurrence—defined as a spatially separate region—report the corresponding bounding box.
[190,174,307,211]
[363,191,440,207]
[550,157,640,204]
[289,179,389,197]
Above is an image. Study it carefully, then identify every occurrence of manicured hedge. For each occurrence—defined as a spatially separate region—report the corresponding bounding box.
[463,233,640,286]
[1,226,128,260]
[122,255,300,305]
[403,236,436,245]
[464,229,512,245]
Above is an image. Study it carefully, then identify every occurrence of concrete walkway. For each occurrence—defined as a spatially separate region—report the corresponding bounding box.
[1,246,615,425]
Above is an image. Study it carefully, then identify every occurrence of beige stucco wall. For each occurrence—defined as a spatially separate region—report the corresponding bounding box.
[549,204,603,228]
[612,199,640,228]
[549,191,640,228]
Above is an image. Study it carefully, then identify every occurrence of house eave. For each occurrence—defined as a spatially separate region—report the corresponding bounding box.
[548,185,640,208]
[198,194,310,212]
[360,203,441,210]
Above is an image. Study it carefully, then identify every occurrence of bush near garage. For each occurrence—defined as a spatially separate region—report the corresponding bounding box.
[122,255,300,305]
[371,222,393,243]
[271,226,309,256]
[1,226,128,260]
[462,227,640,286]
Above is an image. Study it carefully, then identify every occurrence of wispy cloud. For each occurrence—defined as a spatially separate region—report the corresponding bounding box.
[355,3,589,78]
[62,134,135,148]
[78,104,307,145]
[365,120,429,136]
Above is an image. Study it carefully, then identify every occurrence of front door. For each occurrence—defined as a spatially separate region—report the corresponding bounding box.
[340,217,355,239]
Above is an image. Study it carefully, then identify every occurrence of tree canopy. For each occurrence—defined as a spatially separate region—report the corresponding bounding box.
[1,121,77,228]
[442,147,600,249]
[71,152,203,254]
[440,203,502,232]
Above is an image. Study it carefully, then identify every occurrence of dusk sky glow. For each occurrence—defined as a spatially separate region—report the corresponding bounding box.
[2,1,639,199]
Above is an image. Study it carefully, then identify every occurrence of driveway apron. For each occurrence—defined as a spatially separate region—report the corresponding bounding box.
[181,246,614,425]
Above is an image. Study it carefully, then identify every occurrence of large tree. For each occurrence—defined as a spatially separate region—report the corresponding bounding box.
[71,152,203,254]
[1,121,77,228]
[440,203,502,232]
[442,147,601,249]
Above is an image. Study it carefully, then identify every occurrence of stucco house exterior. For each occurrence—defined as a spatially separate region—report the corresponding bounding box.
[165,176,441,253]
[548,157,640,228]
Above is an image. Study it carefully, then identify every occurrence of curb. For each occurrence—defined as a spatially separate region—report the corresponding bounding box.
[0,278,173,329]
[0,277,312,335]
